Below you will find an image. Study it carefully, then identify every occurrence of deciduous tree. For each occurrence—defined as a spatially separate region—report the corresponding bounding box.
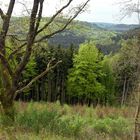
[67,42,105,106]
[0,0,90,120]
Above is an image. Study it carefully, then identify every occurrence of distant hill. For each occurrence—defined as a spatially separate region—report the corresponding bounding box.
[94,22,139,32]
[48,21,117,48]
[48,21,139,52]
[2,17,139,54]
[48,30,85,47]
[47,21,140,54]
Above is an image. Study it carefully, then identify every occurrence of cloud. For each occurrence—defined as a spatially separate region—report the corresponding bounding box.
[0,0,138,24]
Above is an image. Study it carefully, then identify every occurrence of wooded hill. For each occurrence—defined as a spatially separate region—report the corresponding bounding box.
[47,20,140,54]
[7,17,139,105]
[2,17,139,53]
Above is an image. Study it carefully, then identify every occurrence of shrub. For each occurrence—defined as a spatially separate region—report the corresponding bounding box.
[92,117,131,136]
[56,115,86,137]
[16,108,59,133]
[16,106,86,137]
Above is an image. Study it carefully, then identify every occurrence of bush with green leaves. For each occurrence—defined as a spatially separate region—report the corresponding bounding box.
[0,102,133,140]
[56,115,86,137]
[92,117,131,136]
[16,108,59,133]
[15,105,86,137]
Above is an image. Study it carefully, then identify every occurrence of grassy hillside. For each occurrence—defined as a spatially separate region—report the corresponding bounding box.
[47,20,139,54]
[2,17,139,53]
[48,20,117,47]
[0,102,134,140]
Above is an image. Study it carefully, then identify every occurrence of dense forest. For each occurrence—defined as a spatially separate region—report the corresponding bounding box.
[12,19,139,107]
[0,0,140,140]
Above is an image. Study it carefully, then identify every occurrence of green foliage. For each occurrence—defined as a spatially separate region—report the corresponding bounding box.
[55,115,85,137]
[117,38,139,77]
[16,108,59,133]
[71,21,116,46]
[16,103,85,137]
[101,55,116,104]
[0,102,133,140]
[67,42,107,103]
[92,117,131,136]
[22,57,37,80]
[113,38,140,97]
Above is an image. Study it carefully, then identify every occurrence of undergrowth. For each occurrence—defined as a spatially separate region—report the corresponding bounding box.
[0,102,134,140]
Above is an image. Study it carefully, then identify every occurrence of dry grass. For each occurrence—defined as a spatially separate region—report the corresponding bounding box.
[95,105,135,119]
[0,102,134,140]
[15,101,135,119]
[0,127,73,140]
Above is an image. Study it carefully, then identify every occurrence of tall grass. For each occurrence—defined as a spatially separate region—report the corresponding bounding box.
[0,102,134,140]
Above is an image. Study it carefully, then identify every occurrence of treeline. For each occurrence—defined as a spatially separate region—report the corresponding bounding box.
[16,39,140,106]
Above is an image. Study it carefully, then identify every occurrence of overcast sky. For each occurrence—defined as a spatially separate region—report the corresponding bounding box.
[79,0,138,24]
[0,0,138,24]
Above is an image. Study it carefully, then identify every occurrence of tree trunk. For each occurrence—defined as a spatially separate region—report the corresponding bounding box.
[124,81,129,104]
[60,75,65,105]
[133,92,140,140]
[1,98,15,121]
[88,99,91,107]
[121,76,127,106]
[0,65,16,121]
[47,73,52,102]
[0,89,16,122]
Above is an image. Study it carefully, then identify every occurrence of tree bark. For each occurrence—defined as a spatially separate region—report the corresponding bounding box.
[121,76,127,106]
[0,89,16,121]
[60,75,65,105]
[47,73,52,102]
[133,92,140,140]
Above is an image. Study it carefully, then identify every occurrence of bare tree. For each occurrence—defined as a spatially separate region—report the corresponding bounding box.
[0,0,90,120]
[118,0,140,24]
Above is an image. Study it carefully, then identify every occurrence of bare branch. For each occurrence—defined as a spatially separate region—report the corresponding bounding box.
[2,0,16,36]
[7,34,27,42]
[35,0,44,32]
[15,60,62,96]
[0,8,5,20]
[0,0,15,77]
[7,0,90,60]
[0,52,13,76]
[118,0,140,24]
[17,1,31,15]
[8,42,27,60]
[14,0,40,79]
[35,0,90,42]
[36,0,73,35]
[10,0,89,85]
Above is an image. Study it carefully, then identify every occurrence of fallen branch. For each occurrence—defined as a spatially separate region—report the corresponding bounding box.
[15,59,62,97]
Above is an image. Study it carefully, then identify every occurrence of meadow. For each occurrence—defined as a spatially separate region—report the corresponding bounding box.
[0,102,135,140]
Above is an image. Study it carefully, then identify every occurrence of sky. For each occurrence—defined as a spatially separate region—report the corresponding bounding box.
[77,0,138,24]
[0,0,139,24]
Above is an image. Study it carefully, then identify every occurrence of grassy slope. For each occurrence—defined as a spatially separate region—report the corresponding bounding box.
[0,102,135,140]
